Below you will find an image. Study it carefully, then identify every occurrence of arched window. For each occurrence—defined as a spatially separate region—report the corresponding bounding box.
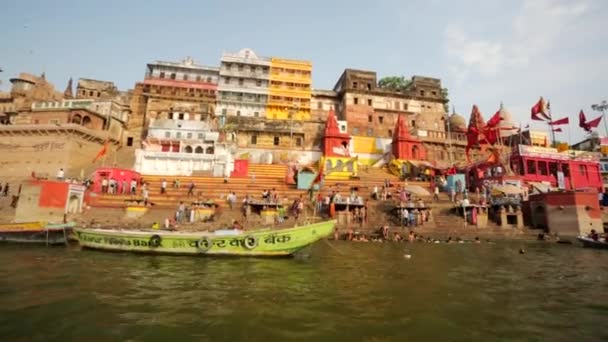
[205,146,214,154]
[71,114,82,125]
[195,146,203,154]
[82,116,92,128]
[184,146,193,153]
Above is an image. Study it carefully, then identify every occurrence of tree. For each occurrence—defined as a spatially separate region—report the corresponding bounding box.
[377,76,411,92]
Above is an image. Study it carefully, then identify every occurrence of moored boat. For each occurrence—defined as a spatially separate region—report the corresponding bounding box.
[74,220,336,257]
[0,221,76,245]
[577,236,608,249]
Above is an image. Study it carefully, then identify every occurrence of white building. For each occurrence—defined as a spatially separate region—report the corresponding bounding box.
[215,49,271,121]
[134,117,234,176]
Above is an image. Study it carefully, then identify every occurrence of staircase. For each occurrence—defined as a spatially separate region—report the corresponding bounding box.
[88,164,298,209]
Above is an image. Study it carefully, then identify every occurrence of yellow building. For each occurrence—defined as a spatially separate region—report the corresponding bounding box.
[266,57,312,120]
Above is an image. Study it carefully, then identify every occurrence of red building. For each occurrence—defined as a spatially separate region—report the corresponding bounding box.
[466,145,602,192]
[392,114,426,160]
[322,110,351,157]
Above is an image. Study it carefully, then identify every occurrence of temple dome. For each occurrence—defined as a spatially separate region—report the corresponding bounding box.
[498,104,516,137]
[448,113,467,132]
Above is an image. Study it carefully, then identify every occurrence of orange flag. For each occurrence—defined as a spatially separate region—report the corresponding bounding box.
[93,140,109,163]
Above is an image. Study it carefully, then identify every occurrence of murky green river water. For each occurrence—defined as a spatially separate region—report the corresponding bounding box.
[0,241,607,341]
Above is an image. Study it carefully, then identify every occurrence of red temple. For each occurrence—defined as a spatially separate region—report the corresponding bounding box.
[322,110,351,157]
[392,114,426,160]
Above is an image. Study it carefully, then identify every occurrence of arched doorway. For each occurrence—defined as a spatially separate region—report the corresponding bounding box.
[412,145,419,159]
[67,195,81,214]
[195,146,203,154]
[71,114,82,124]
[82,116,92,128]
[184,146,193,153]
[205,146,214,154]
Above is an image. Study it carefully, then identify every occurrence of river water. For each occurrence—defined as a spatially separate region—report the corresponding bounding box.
[0,241,607,341]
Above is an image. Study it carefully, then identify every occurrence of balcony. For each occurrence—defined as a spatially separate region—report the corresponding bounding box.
[268,86,311,98]
[220,68,270,80]
[269,72,311,84]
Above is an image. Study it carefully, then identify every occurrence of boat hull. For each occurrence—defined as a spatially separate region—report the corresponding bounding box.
[577,236,608,249]
[74,220,336,257]
[0,222,75,245]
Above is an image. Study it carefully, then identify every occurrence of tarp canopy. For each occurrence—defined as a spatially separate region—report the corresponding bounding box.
[491,184,524,195]
[529,182,555,193]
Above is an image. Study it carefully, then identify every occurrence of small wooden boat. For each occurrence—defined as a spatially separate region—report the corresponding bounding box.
[577,236,608,249]
[0,221,76,245]
[74,220,336,257]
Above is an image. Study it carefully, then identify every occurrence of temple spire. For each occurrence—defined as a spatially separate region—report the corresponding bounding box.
[64,77,73,99]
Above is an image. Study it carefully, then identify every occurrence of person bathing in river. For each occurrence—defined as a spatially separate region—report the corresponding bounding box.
[408,231,415,242]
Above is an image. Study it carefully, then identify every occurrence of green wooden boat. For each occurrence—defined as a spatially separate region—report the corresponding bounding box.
[74,220,336,257]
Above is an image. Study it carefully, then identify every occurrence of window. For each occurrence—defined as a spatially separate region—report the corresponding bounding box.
[562,163,570,177]
[432,91,437,96]
[225,77,230,84]
[411,120,416,128]
[160,72,165,79]
[239,78,244,85]
[178,113,184,120]
[254,112,259,117]
[273,136,280,146]
[126,137,133,146]
[367,83,371,90]
[222,108,227,115]
[183,74,189,81]
[379,116,384,124]
[184,146,193,153]
[170,73,176,80]
[388,129,392,136]
[251,135,257,145]
[195,146,203,153]
[89,91,94,96]
[549,162,558,176]
[226,63,232,70]
[420,90,425,96]
[367,99,372,106]
[526,160,536,174]
[196,75,201,82]
[176,132,182,139]
[238,64,244,71]
[165,131,171,138]
[237,110,241,116]
[353,82,358,89]
[206,77,212,83]
[403,103,408,110]
[198,133,204,139]
[367,128,373,136]
[353,127,360,135]
[187,133,192,139]
[296,137,303,147]
[354,97,359,105]
[539,161,548,176]
[395,101,400,110]
[368,115,372,123]
[256,80,262,87]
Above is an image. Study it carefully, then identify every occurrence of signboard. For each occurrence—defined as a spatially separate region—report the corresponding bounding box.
[557,171,565,190]
[517,144,599,162]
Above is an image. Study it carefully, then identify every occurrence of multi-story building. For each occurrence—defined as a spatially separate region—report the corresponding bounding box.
[76,78,119,100]
[135,117,233,177]
[329,69,449,165]
[266,57,312,121]
[216,48,270,120]
[129,57,219,145]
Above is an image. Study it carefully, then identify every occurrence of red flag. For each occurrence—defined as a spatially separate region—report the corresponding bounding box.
[465,126,479,163]
[552,128,563,132]
[93,140,109,163]
[579,110,602,132]
[531,97,550,121]
[549,117,569,126]
[486,110,503,128]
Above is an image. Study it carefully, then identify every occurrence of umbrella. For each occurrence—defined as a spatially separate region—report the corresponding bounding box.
[491,184,523,195]
[403,185,431,196]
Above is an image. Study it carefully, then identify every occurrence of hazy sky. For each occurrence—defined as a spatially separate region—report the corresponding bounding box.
[1,0,606,142]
